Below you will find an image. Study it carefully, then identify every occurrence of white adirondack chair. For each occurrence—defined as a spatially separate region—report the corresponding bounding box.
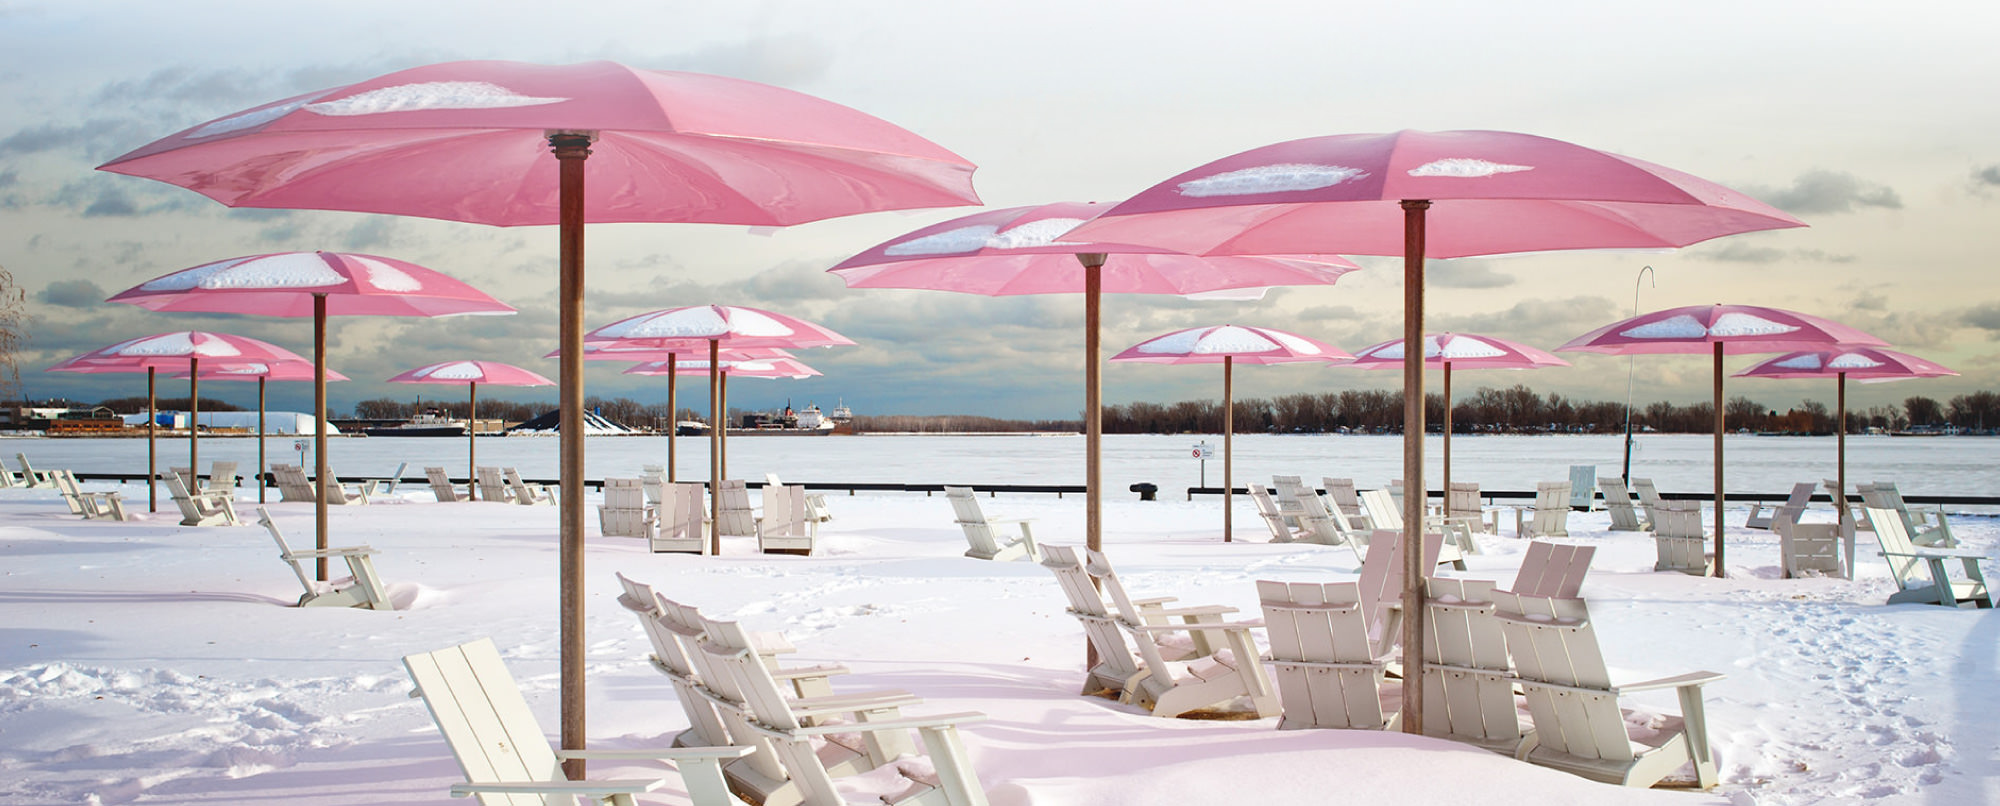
[1446,482,1500,534]
[1631,478,1668,528]
[1420,577,1534,756]
[1823,478,1872,531]
[425,466,465,502]
[1271,475,1313,528]
[1359,489,1469,569]
[715,479,758,536]
[1492,593,1724,789]
[757,485,816,555]
[15,453,56,488]
[1084,547,1279,719]
[1776,519,1843,578]
[1863,507,1993,608]
[206,461,239,493]
[641,465,667,505]
[504,468,555,506]
[322,474,374,506]
[598,478,656,539]
[1354,530,1446,659]
[1321,478,1370,530]
[1746,482,1816,531]
[258,507,392,610]
[164,473,239,526]
[53,470,129,521]
[364,461,409,495]
[1040,544,1239,699]
[1292,489,1362,550]
[0,460,20,487]
[1567,465,1598,510]
[1511,481,1571,539]
[1652,501,1710,575]
[268,464,314,502]
[474,466,513,502]
[404,637,750,806]
[696,614,992,806]
[1863,481,1956,547]
[1505,541,1596,598]
[1598,476,1650,532]
[654,482,708,554]
[171,466,198,495]
[766,472,831,522]
[1257,579,1396,730]
[1249,486,1307,543]
[945,486,1039,562]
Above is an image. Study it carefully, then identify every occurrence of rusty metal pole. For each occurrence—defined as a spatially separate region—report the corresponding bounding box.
[550,131,593,779]
[1713,342,1726,578]
[1223,355,1234,542]
[1399,199,1431,736]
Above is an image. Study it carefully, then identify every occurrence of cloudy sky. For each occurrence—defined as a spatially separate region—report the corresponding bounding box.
[5,1,1998,420]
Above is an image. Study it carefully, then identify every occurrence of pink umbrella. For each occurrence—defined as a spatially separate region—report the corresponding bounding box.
[173,360,350,504]
[553,345,794,484]
[386,361,555,501]
[1343,332,1569,514]
[1734,347,1956,574]
[1559,304,1886,576]
[96,59,979,766]
[106,251,514,581]
[51,332,308,511]
[829,201,1359,558]
[1067,130,1807,735]
[583,306,854,553]
[1111,325,1351,541]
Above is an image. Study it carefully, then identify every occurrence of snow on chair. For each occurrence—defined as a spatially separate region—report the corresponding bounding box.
[1652,501,1711,575]
[404,637,750,806]
[1746,481,1815,531]
[1863,507,1993,608]
[756,484,817,555]
[1258,579,1395,730]
[164,473,239,526]
[1492,593,1724,789]
[259,507,391,610]
[1598,476,1650,532]
[1085,547,1279,719]
[945,486,1039,562]
[1420,577,1533,756]
[598,477,656,539]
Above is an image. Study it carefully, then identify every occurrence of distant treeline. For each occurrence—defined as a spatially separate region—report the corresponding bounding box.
[64,387,2000,436]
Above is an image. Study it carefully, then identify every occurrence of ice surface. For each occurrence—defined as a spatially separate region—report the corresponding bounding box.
[1177,163,1367,197]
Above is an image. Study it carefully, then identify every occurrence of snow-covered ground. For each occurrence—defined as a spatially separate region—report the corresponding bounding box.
[2,469,1995,805]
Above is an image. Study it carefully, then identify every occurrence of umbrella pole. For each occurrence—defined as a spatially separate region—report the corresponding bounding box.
[1223,355,1233,542]
[1399,199,1431,736]
[1081,254,1106,555]
[667,352,676,484]
[721,371,729,480]
[190,357,199,485]
[1839,372,1851,578]
[148,368,157,512]
[709,339,721,555]
[314,293,330,582]
[1442,362,1452,517]
[551,131,592,778]
[468,381,478,502]
[258,376,267,503]
[1712,342,1726,578]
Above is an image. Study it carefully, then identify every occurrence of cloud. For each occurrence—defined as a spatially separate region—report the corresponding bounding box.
[1427,260,1514,289]
[1686,241,1789,263]
[1750,169,1902,215]
[38,279,105,308]
[1849,292,1887,312]
[1960,303,2000,333]
[0,169,16,187]
[81,188,138,217]
[1973,165,2000,196]
[1434,295,1620,348]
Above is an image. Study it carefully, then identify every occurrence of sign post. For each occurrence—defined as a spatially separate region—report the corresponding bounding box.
[1193,441,1214,487]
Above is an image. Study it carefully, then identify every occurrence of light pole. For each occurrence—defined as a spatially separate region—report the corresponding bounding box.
[1622,266,1655,481]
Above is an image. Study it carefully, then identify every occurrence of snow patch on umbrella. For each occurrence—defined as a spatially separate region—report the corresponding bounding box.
[1437,336,1507,359]
[188,98,313,139]
[416,362,483,381]
[306,82,567,117]
[150,253,347,290]
[209,364,272,375]
[885,225,996,256]
[138,258,254,292]
[1826,353,1886,370]
[1711,312,1800,338]
[1177,164,1367,197]
[1620,314,1709,340]
[1361,341,1407,360]
[1265,330,1327,355]
[352,256,423,292]
[1407,158,1534,178]
[1772,354,1825,370]
[987,218,1086,250]
[117,333,244,358]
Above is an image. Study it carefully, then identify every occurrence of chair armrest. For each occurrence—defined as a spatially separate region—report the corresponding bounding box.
[554,745,753,761]
[769,662,850,681]
[283,546,377,559]
[1141,604,1238,619]
[1426,599,1496,614]
[1260,601,1360,615]
[1130,596,1179,608]
[788,711,987,737]
[990,517,1036,526]
[1883,548,1990,560]
[1128,620,1261,634]
[1615,670,1726,694]
[452,779,665,798]
[789,691,926,718]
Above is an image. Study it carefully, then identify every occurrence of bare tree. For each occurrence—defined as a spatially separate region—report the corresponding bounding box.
[0,265,26,402]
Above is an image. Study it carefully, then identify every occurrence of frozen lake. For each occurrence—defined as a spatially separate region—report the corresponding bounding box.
[8,431,1997,499]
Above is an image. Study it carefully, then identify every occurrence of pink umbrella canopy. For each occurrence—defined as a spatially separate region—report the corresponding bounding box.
[1344,332,1569,514]
[623,357,821,378]
[95,60,979,227]
[1559,305,1888,578]
[1735,346,1957,576]
[1067,129,1809,736]
[95,59,980,769]
[830,201,1360,560]
[1112,325,1351,541]
[387,360,554,502]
